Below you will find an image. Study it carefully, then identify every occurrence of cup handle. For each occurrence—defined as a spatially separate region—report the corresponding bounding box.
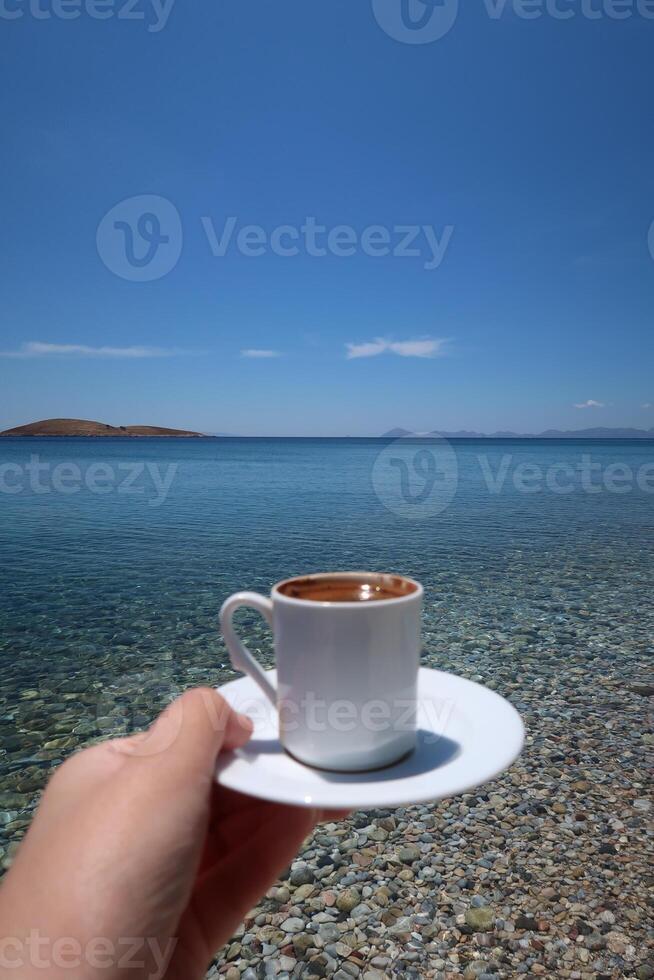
[220,592,276,705]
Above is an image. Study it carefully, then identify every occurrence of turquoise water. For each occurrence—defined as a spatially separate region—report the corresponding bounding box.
[0,436,652,773]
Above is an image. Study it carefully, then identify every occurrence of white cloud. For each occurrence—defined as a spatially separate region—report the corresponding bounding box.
[0,341,185,359]
[240,349,281,358]
[388,339,445,358]
[346,339,388,359]
[573,399,605,409]
[346,337,447,360]
[642,402,652,409]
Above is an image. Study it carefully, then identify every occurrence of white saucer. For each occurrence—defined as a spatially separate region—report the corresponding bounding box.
[215,667,524,810]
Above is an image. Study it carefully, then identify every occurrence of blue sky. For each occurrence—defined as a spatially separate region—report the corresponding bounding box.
[1,0,652,435]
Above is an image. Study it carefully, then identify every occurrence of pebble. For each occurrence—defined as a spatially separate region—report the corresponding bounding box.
[293,883,315,901]
[290,863,314,887]
[280,917,304,934]
[515,915,537,930]
[318,922,341,943]
[397,844,421,864]
[336,888,360,913]
[292,933,314,956]
[466,907,495,931]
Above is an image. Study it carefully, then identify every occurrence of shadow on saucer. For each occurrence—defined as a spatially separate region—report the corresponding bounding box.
[242,728,461,781]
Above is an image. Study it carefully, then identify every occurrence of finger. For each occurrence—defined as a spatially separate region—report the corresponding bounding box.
[114,688,253,790]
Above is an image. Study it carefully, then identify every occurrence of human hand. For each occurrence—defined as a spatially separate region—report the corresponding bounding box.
[0,688,345,980]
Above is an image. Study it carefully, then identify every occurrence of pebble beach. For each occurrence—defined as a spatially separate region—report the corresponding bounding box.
[204,622,652,980]
[2,581,651,979]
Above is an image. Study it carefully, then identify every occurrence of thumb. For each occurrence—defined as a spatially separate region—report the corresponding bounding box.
[116,687,253,789]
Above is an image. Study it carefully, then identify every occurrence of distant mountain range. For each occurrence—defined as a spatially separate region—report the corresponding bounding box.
[2,418,652,439]
[382,427,654,439]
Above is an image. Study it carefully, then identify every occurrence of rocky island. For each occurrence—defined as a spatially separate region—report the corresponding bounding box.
[0,418,207,437]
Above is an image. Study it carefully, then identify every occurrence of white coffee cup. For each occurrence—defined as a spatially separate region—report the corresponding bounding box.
[219,571,423,772]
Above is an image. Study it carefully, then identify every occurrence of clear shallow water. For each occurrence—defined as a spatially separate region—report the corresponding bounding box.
[0,436,652,789]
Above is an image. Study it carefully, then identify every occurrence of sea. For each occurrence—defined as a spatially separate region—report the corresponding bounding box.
[0,435,652,760]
